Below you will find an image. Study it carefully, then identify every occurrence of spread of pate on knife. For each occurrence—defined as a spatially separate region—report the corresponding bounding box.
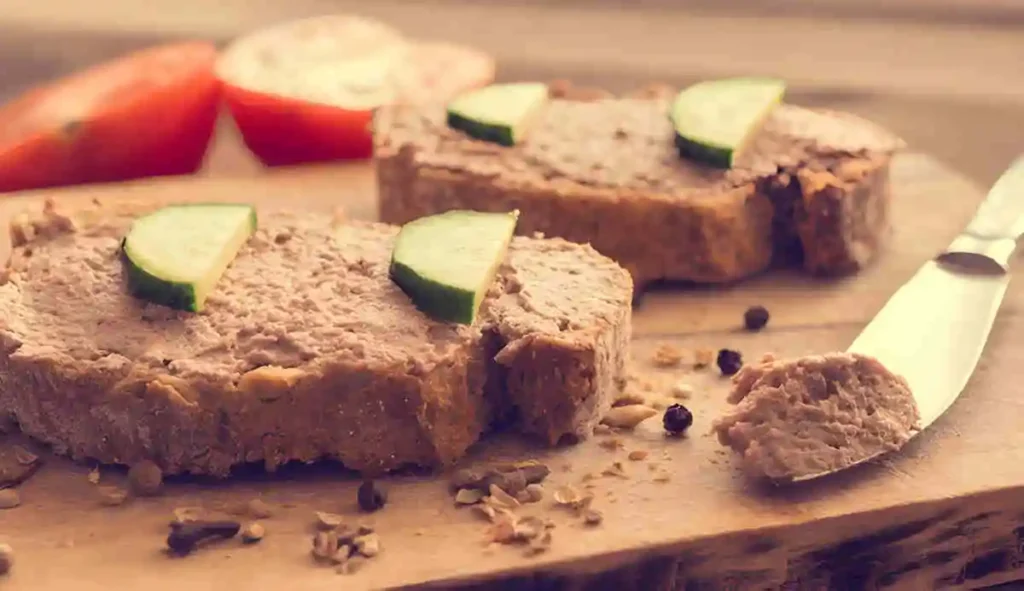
[713,154,1024,482]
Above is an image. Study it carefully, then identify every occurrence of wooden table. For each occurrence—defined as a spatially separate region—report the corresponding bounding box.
[2,150,1024,590]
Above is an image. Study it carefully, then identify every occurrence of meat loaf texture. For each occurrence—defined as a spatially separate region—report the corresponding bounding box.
[375,83,905,286]
[711,353,921,481]
[0,199,632,476]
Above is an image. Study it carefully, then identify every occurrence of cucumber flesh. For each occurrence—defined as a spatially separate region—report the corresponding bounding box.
[670,77,786,168]
[122,204,257,312]
[390,210,519,324]
[446,83,549,146]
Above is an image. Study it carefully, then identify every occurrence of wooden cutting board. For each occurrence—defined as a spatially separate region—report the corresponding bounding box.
[2,153,1023,591]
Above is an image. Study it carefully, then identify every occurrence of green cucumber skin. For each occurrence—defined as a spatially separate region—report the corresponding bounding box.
[389,259,477,325]
[121,239,202,312]
[673,133,733,169]
[446,111,515,147]
[121,203,258,313]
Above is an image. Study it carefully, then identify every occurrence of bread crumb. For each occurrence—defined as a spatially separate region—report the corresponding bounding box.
[354,532,381,558]
[592,423,613,436]
[0,488,20,510]
[627,450,649,462]
[694,348,714,369]
[87,467,101,485]
[583,508,604,526]
[0,543,12,575]
[315,511,345,531]
[654,472,672,483]
[240,522,265,543]
[599,437,624,451]
[652,344,684,368]
[455,488,485,505]
[97,486,129,507]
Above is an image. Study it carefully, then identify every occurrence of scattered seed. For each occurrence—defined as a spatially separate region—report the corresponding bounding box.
[487,484,520,509]
[0,489,20,510]
[694,348,714,369]
[651,344,684,368]
[87,467,101,485]
[455,488,485,505]
[167,520,240,556]
[601,405,657,429]
[353,532,381,558]
[654,472,672,483]
[670,382,694,400]
[357,480,387,513]
[127,460,163,496]
[592,423,613,436]
[246,498,273,519]
[0,543,12,575]
[315,511,345,531]
[522,483,544,504]
[583,508,604,526]
[717,349,743,376]
[612,391,646,407]
[599,437,624,451]
[450,462,550,496]
[744,305,770,331]
[240,522,265,544]
[97,486,129,507]
[312,531,340,562]
[627,450,649,462]
[663,404,694,435]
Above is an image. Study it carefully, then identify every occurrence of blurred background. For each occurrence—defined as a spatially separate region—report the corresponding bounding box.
[2,0,1022,185]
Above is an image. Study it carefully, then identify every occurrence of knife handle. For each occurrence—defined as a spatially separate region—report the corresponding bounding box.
[939,154,1024,274]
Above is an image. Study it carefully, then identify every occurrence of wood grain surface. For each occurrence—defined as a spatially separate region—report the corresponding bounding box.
[2,154,1024,590]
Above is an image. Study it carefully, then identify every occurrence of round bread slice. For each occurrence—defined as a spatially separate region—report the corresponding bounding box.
[711,352,921,481]
[375,82,906,286]
[0,199,632,476]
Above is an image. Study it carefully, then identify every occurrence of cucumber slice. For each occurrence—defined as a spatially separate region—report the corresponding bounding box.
[121,204,257,312]
[446,83,549,146]
[670,77,786,168]
[390,210,519,324]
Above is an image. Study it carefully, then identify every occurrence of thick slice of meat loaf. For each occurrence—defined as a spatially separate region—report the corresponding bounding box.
[374,84,905,286]
[0,199,632,476]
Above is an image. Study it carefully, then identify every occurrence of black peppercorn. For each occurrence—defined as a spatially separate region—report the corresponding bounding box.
[716,348,743,376]
[662,404,693,435]
[357,480,387,513]
[743,305,770,331]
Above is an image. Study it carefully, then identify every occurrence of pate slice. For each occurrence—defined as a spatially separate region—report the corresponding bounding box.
[712,352,921,481]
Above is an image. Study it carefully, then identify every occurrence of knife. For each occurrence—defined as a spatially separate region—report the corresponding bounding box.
[799,154,1024,481]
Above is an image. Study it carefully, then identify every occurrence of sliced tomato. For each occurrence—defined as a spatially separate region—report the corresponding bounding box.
[0,42,221,193]
[217,15,495,166]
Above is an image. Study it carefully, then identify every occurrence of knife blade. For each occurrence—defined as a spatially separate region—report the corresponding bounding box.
[797,154,1024,481]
